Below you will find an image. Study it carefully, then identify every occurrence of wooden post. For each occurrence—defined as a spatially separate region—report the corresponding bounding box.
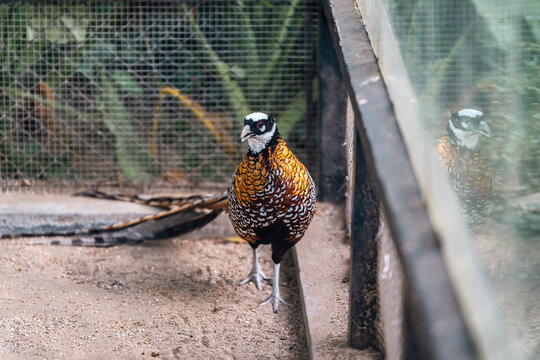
[348,125,382,351]
[317,6,347,203]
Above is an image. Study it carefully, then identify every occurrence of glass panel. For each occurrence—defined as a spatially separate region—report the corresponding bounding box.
[382,0,539,357]
[0,1,318,192]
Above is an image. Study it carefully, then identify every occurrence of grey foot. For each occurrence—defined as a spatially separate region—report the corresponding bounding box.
[240,247,271,291]
[260,263,293,313]
[239,266,271,291]
[259,292,293,313]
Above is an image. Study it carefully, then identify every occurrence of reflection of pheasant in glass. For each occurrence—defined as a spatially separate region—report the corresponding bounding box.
[437,109,493,229]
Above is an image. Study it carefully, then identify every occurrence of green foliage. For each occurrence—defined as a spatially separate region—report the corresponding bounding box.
[179,3,250,121]
[97,75,155,182]
[0,1,316,186]
[279,77,318,139]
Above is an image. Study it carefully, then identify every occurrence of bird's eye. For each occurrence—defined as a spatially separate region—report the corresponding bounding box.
[256,120,265,130]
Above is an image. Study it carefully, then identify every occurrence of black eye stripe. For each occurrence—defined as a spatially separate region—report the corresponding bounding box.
[243,115,275,131]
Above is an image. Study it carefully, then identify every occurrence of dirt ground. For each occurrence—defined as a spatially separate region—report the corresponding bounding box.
[474,219,540,358]
[0,236,309,359]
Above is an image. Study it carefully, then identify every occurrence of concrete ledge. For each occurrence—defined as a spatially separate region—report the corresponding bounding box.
[0,194,235,239]
[0,194,158,235]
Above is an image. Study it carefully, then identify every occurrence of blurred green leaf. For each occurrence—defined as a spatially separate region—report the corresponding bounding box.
[112,71,143,96]
[260,0,301,89]
[97,77,156,182]
[15,47,41,73]
[61,15,88,42]
[25,5,90,44]
[230,65,247,79]
[279,77,318,138]
[181,4,251,120]
[44,25,68,44]
[235,0,259,66]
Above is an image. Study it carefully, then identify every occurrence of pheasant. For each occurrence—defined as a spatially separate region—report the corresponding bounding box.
[228,112,317,311]
[2,112,317,312]
[437,109,492,229]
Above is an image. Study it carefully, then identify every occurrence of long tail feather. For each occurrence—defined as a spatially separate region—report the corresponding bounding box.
[74,190,206,209]
[29,206,224,247]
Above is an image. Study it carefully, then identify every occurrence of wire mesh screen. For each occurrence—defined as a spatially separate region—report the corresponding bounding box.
[381,0,539,357]
[0,1,318,193]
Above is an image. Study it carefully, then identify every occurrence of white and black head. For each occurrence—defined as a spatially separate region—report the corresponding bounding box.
[241,112,279,153]
[447,109,491,149]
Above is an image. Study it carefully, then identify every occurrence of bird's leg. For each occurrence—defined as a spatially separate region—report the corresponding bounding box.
[239,247,271,291]
[259,263,293,313]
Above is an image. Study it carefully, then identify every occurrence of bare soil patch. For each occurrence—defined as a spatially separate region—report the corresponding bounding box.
[0,236,308,359]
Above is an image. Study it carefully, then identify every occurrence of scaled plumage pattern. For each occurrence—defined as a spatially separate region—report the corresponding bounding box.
[437,109,492,228]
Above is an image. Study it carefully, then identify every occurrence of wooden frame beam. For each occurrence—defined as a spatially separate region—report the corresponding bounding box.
[321,1,477,358]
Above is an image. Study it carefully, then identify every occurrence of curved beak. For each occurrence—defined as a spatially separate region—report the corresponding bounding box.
[241,124,253,142]
[477,120,491,137]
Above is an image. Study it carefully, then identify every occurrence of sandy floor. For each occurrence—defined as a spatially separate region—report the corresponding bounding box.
[0,236,308,359]
[474,219,540,358]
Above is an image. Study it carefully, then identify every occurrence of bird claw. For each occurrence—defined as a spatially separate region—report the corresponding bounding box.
[239,266,271,291]
[259,293,293,313]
